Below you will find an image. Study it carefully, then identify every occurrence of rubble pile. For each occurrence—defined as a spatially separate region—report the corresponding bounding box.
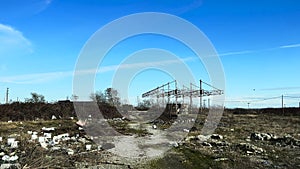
[0,125,97,169]
[251,132,300,147]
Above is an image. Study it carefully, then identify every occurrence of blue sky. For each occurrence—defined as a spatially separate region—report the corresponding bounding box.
[0,0,300,108]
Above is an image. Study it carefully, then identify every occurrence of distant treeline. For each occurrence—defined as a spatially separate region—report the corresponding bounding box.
[0,101,123,122]
[226,107,300,116]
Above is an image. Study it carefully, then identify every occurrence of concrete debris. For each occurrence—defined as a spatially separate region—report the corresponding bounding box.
[214,158,229,162]
[0,163,21,169]
[183,129,190,133]
[44,133,52,139]
[86,144,92,151]
[67,148,74,155]
[238,143,264,154]
[250,132,300,147]
[51,115,57,120]
[38,136,46,143]
[250,132,273,141]
[42,127,55,132]
[10,141,19,148]
[1,155,18,162]
[76,120,86,127]
[51,146,61,151]
[169,141,179,148]
[197,135,211,142]
[202,142,212,147]
[211,134,223,140]
[0,137,2,142]
[31,134,38,140]
[7,138,15,146]
[185,136,197,142]
[152,125,157,129]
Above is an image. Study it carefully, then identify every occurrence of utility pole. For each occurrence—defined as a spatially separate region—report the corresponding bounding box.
[282,95,284,115]
[5,88,9,104]
[208,98,210,109]
[200,80,203,113]
[248,102,250,109]
[175,80,178,109]
[190,83,192,111]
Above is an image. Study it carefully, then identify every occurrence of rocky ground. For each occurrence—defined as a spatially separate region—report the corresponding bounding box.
[0,109,300,168]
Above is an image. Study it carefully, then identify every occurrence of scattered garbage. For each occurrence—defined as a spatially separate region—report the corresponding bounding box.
[211,134,224,140]
[183,129,190,133]
[67,148,74,155]
[51,115,57,120]
[76,120,86,127]
[42,127,55,132]
[1,155,18,162]
[86,144,92,151]
[7,138,15,146]
[31,134,38,141]
[11,141,19,148]
[169,141,179,148]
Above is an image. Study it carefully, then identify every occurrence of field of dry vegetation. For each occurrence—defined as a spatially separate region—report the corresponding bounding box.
[0,102,299,168]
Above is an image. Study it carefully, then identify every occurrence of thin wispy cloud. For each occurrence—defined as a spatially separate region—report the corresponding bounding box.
[279,43,300,49]
[218,50,253,57]
[1,57,195,84]
[259,86,300,91]
[219,42,300,57]
[0,23,33,55]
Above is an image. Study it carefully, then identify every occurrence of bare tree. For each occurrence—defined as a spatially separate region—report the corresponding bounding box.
[25,92,45,103]
[90,91,106,103]
[105,88,120,106]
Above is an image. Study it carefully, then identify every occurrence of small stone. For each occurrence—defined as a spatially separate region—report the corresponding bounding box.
[67,149,74,155]
[31,134,38,141]
[169,141,179,148]
[86,144,92,151]
[214,158,228,162]
[7,138,15,146]
[11,141,19,148]
[51,146,60,151]
[9,155,18,161]
[42,127,55,132]
[202,142,212,147]
[211,134,223,140]
[51,115,57,120]
[197,135,210,142]
[2,155,10,161]
[183,129,190,133]
[185,136,197,142]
